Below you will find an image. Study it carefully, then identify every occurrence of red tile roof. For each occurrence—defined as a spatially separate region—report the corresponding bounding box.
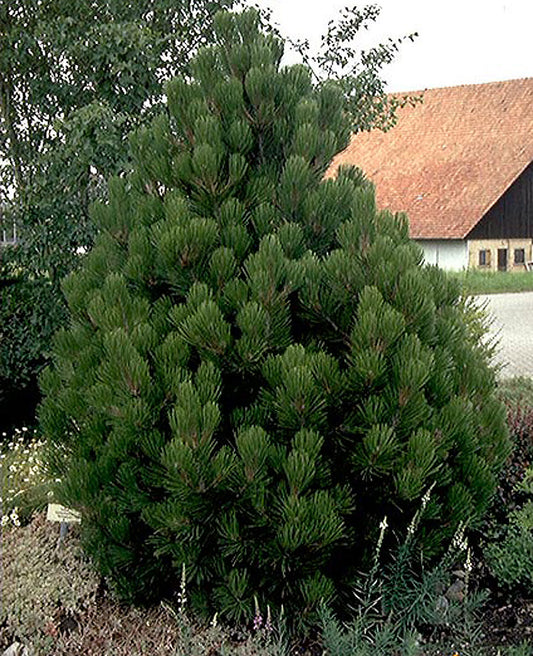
[327,78,533,239]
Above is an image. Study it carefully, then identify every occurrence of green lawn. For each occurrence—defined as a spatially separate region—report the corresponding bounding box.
[447,269,533,295]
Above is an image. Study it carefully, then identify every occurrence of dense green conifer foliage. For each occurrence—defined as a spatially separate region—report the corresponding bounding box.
[40,10,510,623]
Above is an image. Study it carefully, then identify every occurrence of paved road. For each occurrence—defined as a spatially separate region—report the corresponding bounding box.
[475,292,533,379]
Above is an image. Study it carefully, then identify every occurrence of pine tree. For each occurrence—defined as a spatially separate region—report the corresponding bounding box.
[40,9,510,624]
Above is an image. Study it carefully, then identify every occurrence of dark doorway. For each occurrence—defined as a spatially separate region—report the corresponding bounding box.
[497,248,508,271]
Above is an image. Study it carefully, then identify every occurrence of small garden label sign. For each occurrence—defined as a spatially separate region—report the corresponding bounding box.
[46,503,81,524]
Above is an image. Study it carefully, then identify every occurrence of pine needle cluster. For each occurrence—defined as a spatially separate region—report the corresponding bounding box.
[40,9,510,623]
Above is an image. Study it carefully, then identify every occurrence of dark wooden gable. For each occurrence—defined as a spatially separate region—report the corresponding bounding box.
[467,162,533,240]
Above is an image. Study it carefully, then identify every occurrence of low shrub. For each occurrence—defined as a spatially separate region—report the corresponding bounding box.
[478,378,533,593]
[491,381,533,520]
[484,467,533,590]
[502,402,533,501]
[497,376,533,408]
[0,277,66,432]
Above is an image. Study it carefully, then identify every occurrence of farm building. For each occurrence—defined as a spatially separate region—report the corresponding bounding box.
[328,78,533,271]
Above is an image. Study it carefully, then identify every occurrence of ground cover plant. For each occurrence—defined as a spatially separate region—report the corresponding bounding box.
[479,377,533,594]
[0,513,100,653]
[39,8,510,628]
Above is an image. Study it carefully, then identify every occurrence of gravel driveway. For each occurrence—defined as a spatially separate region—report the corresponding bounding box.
[475,292,533,379]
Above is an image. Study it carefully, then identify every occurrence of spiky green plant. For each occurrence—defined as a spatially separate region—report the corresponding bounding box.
[40,9,510,623]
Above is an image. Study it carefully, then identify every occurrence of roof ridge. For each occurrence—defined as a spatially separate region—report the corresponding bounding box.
[390,76,533,97]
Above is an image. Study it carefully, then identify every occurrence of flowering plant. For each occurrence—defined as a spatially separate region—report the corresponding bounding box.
[1,426,51,527]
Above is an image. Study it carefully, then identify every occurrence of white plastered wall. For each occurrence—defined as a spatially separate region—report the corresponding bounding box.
[415,239,468,271]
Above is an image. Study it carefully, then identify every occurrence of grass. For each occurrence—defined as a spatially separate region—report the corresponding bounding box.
[447,269,533,295]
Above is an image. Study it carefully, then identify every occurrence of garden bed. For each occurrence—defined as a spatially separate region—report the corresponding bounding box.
[2,512,533,656]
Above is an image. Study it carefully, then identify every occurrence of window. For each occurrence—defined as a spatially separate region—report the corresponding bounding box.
[514,248,525,265]
[1,222,16,245]
[478,249,491,266]
[0,206,17,246]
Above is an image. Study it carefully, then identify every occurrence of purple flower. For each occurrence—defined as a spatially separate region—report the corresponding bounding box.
[253,596,263,631]
[253,611,263,631]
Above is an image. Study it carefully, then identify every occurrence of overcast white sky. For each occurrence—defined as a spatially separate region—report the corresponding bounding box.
[254,0,533,92]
